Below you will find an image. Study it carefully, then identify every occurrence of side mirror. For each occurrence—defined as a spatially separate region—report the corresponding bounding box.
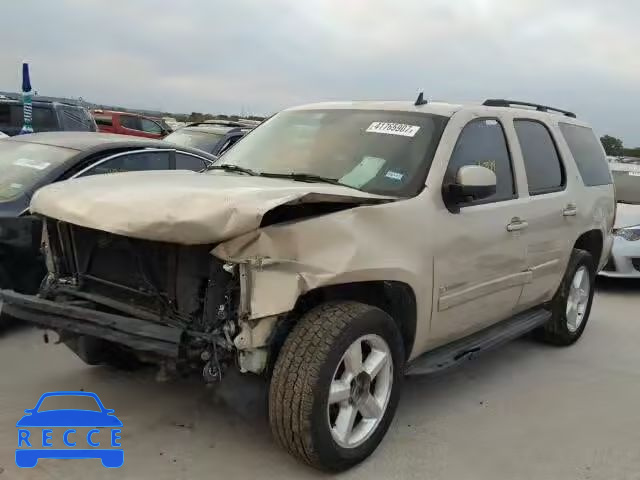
[446,165,497,206]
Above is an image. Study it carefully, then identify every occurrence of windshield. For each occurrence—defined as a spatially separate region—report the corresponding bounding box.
[0,141,76,201]
[611,160,640,204]
[164,129,224,153]
[217,109,449,196]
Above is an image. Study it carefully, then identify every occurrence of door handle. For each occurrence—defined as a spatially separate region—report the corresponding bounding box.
[563,204,578,217]
[507,218,528,232]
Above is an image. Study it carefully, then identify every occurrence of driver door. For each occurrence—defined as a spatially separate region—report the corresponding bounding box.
[430,118,529,346]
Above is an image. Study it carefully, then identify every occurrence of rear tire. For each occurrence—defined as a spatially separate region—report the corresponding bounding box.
[269,301,404,472]
[536,248,595,346]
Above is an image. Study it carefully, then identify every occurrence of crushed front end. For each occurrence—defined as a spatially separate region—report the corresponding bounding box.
[0,217,244,381]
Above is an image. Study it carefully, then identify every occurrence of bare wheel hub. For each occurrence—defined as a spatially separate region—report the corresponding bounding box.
[350,372,372,407]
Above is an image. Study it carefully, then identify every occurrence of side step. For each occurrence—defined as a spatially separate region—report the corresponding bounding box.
[405,308,551,376]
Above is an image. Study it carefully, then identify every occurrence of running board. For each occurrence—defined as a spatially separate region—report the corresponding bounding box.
[405,308,551,376]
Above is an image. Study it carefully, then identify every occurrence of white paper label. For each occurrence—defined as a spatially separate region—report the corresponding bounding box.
[366,122,420,137]
[340,156,386,188]
[13,158,51,170]
[385,171,404,181]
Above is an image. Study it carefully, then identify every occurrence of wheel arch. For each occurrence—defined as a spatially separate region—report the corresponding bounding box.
[573,229,603,267]
[289,281,417,361]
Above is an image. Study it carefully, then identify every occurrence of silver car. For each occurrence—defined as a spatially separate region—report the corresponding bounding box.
[601,160,640,278]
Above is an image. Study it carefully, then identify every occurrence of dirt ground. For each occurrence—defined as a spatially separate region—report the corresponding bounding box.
[1,278,639,480]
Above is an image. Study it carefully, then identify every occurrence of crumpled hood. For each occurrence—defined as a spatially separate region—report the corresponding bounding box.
[615,202,640,229]
[30,170,394,245]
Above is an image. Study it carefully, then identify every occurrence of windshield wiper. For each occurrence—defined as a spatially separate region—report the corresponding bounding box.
[258,172,344,186]
[207,164,258,176]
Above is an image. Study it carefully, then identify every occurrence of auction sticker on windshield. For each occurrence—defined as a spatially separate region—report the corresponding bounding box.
[366,122,420,137]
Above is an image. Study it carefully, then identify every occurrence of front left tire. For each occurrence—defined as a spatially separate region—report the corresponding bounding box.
[269,301,404,472]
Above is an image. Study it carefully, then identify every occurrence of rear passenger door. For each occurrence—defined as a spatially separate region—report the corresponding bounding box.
[512,119,574,309]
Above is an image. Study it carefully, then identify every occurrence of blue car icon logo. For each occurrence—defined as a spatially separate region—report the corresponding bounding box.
[16,391,123,468]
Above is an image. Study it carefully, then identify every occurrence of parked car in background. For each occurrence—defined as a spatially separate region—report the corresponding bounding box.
[0,98,614,471]
[163,120,253,156]
[162,116,187,131]
[600,158,640,278]
[91,110,172,139]
[0,132,214,302]
[0,98,97,137]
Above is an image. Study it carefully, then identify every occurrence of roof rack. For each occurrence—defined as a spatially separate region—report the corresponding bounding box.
[483,99,576,118]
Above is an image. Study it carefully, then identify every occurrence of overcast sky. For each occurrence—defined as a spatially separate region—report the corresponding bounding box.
[1,0,638,144]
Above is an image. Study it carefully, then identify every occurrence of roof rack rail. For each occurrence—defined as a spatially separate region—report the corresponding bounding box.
[482,99,576,118]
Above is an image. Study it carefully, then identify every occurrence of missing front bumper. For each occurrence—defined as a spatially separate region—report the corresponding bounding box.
[0,289,182,357]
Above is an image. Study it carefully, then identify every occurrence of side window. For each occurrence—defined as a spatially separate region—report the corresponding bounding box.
[514,120,564,194]
[119,115,140,130]
[80,151,171,177]
[558,123,612,186]
[140,118,163,135]
[446,119,515,204]
[175,153,208,171]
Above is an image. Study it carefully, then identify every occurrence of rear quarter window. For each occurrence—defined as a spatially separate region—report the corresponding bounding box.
[559,123,612,186]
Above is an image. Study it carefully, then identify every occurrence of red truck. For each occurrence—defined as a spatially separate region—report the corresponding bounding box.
[91,110,172,139]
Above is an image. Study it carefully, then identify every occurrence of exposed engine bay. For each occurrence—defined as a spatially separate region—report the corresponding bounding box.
[42,217,243,381]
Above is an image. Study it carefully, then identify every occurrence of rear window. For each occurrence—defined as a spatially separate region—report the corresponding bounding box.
[61,106,95,131]
[0,104,58,135]
[0,141,76,201]
[559,123,612,186]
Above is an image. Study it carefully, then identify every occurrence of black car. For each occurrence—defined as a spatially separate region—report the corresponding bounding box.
[163,120,254,156]
[0,132,216,297]
[0,97,97,136]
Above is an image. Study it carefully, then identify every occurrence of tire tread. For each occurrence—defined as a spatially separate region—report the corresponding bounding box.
[269,302,374,469]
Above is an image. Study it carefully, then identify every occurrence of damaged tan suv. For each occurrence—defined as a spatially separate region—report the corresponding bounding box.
[0,97,615,471]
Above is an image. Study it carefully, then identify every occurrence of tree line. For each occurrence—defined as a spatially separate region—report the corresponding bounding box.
[600,134,640,158]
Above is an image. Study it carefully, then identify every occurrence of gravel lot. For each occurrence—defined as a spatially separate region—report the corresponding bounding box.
[1,278,639,480]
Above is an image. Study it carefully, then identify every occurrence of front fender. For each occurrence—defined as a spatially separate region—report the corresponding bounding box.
[212,204,425,321]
